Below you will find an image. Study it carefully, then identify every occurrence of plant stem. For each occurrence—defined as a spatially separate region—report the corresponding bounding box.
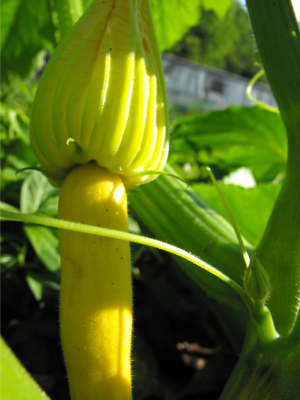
[246,70,279,114]
[255,303,278,344]
[1,209,259,321]
[246,0,300,336]
[206,167,250,267]
[246,0,300,124]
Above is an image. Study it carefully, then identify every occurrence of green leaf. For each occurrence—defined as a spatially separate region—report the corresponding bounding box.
[1,0,56,80]
[192,182,281,247]
[1,100,37,189]
[172,106,287,182]
[0,202,19,213]
[24,226,60,272]
[150,0,202,52]
[150,0,232,52]
[128,215,141,235]
[201,0,232,19]
[0,337,50,400]
[26,273,43,300]
[20,171,59,215]
[20,171,60,272]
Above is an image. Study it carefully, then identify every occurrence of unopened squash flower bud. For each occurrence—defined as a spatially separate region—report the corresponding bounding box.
[244,255,270,302]
[30,0,169,188]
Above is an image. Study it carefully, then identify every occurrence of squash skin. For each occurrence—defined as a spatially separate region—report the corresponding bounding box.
[58,163,132,400]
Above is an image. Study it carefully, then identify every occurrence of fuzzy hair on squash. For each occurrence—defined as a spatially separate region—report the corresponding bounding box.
[58,163,132,400]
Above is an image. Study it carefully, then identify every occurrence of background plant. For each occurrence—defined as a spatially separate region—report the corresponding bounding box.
[1,0,300,399]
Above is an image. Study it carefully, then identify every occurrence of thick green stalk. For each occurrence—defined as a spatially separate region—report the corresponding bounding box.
[129,164,252,347]
[219,333,300,400]
[246,0,300,336]
[129,165,251,304]
[246,0,300,122]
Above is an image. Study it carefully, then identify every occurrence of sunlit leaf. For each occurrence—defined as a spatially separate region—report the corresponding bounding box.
[0,337,50,400]
[172,106,287,182]
[20,171,59,215]
[202,0,232,19]
[19,171,60,272]
[192,182,281,247]
[0,202,19,212]
[1,0,56,80]
[24,226,60,272]
[26,273,43,300]
[150,0,232,52]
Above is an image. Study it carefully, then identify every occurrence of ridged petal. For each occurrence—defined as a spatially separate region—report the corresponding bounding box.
[30,0,168,187]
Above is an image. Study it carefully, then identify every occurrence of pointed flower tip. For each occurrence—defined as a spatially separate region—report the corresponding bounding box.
[30,0,169,188]
[244,254,271,302]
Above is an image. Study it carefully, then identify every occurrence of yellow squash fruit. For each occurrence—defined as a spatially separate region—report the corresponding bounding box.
[30,0,169,188]
[58,163,132,400]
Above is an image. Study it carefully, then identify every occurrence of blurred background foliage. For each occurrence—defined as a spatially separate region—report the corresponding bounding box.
[170,0,257,77]
[1,0,287,399]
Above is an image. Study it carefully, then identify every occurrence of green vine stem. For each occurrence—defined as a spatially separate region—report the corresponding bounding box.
[246,0,300,336]
[205,167,277,343]
[206,167,250,268]
[1,209,260,321]
[246,70,279,114]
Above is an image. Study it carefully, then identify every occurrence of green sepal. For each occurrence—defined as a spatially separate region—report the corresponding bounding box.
[133,170,189,188]
[66,138,85,156]
[244,255,270,302]
[16,166,44,175]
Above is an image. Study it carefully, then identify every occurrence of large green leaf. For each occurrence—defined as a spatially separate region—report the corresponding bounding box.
[201,0,233,19]
[0,337,50,400]
[20,171,60,273]
[1,0,56,80]
[192,182,281,247]
[20,171,59,214]
[150,0,202,52]
[171,106,287,182]
[151,0,232,52]
[24,226,60,272]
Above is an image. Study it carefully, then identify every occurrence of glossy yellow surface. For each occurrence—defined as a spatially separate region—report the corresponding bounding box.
[58,163,132,399]
[30,0,168,188]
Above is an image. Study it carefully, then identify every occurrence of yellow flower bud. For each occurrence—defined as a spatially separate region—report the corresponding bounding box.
[30,0,169,188]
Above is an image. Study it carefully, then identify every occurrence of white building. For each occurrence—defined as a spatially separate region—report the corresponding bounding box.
[162,53,277,111]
